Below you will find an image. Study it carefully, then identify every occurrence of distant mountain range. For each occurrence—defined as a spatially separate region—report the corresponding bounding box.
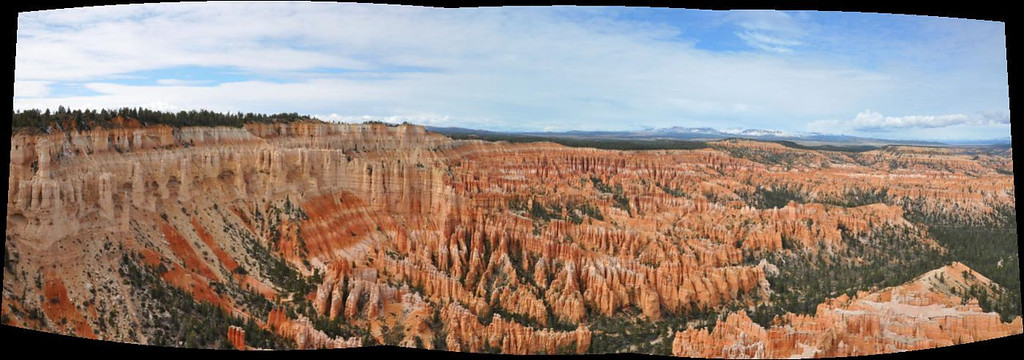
[426,125,1012,147]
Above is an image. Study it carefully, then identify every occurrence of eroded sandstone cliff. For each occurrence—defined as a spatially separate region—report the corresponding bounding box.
[3,121,1019,356]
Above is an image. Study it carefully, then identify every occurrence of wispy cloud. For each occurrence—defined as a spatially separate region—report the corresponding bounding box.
[809,110,1011,133]
[730,10,807,53]
[13,80,51,98]
[735,31,803,53]
[155,79,214,86]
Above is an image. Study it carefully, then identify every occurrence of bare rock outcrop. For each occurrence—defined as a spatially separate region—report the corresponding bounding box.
[227,325,246,350]
[672,263,1024,358]
[268,307,362,349]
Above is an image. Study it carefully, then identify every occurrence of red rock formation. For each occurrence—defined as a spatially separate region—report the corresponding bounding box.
[5,122,1016,354]
[268,307,363,349]
[299,193,393,264]
[159,221,217,280]
[227,325,246,350]
[672,263,1024,358]
[41,270,97,340]
[441,302,591,355]
[191,216,239,273]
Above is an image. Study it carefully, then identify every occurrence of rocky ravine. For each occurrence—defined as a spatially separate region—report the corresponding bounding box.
[3,121,1020,355]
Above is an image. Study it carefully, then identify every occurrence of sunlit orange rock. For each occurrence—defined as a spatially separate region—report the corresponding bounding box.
[5,122,1016,355]
[672,263,1023,358]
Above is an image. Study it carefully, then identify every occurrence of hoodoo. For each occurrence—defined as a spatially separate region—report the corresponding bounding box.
[4,121,1020,355]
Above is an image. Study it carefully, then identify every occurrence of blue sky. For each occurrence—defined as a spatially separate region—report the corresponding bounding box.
[13,3,1011,141]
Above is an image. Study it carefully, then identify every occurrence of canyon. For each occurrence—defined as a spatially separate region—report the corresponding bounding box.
[672,262,1022,358]
[3,120,1020,357]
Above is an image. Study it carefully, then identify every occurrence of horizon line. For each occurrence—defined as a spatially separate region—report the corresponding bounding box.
[11,107,1013,145]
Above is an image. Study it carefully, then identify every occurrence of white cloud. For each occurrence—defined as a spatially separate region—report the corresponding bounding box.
[316,113,455,126]
[808,110,1011,133]
[729,10,808,53]
[731,10,807,34]
[137,101,181,112]
[735,31,803,53]
[11,4,1011,139]
[14,80,51,98]
[155,79,212,86]
[15,4,897,132]
[15,3,368,82]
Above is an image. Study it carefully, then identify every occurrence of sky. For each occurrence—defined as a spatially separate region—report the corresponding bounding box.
[13,3,1012,141]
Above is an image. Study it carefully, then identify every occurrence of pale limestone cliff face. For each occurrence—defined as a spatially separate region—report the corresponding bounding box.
[672,262,1024,358]
[3,122,1017,355]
